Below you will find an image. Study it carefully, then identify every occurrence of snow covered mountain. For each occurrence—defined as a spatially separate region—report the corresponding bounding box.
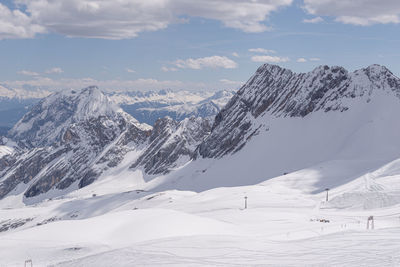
[8,86,139,148]
[0,87,213,202]
[1,63,400,203]
[0,87,151,201]
[109,89,235,125]
[151,63,400,193]
[197,64,400,158]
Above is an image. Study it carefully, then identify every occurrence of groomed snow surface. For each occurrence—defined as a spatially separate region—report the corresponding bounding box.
[2,156,400,266]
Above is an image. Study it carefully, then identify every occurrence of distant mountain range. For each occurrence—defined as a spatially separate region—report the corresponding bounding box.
[108,89,235,125]
[0,85,50,132]
[0,86,235,131]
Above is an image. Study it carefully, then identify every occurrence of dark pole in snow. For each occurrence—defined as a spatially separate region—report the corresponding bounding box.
[325,188,329,202]
[244,196,248,209]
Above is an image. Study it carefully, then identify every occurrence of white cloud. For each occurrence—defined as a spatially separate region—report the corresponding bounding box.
[336,15,399,26]
[303,16,324,24]
[161,66,178,72]
[304,0,400,26]
[10,0,293,40]
[172,56,238,70]
[232,52,239,57]
[248,48,276,54]
[309,57,321,61]
[251,55,289,63]
[126,68,136,73]
[0,3,46,39]
[219,79,243,86]
[171,0,293,33]
[18,70,40,76]
[17,0,173,39]
[296,58,307,63]
[45,67,64,74]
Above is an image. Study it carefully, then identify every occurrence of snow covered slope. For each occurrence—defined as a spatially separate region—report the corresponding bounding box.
[146,64,400,193]
[197,64,400,158]
[1,172,400,266]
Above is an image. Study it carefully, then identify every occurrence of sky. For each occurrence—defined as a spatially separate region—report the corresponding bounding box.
[0,0,400,92]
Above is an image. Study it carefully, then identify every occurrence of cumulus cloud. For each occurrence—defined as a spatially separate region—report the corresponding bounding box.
[171,0,293,33]
[296,58,307,63]
[248,48,276,54]
[45,67,64,74]
[251,55,289,63]
[172,56,238,70]
[0,3,45,39]
[9,0,292,39]
[232,52,239,57]
[309,57,321,61]
[304,0,400,26]
[18,70,40,76]
[17,0,173,39]
[303,16,324,24]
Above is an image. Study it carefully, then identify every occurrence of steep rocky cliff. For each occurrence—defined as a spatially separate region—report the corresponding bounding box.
[131,116,212,175]
[196,64,400,158]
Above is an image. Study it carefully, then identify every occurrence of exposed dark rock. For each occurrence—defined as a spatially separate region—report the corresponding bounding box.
[196,64,400,158]
[0,218,33,232]
[131,116,212,175]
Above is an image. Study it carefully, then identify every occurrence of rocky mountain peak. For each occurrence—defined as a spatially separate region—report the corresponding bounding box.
[197,63,400,159]
[0,86,150,201]
[8,86,124,147]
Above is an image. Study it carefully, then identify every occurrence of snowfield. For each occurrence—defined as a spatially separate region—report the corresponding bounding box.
[2,157,400,266]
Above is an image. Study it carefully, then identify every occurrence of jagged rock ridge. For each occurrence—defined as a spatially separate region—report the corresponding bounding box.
[197,64,400,158]
[131,116,212,175]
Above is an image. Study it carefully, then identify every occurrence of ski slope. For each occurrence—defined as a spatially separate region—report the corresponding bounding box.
[1,157,400,266]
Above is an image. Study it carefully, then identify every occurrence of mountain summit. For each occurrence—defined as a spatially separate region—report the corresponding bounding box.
[0,87,150,201]
[196,64,400,159]
[8,86,134,148]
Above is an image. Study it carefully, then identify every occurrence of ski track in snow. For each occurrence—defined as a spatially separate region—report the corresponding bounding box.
[1,163,400,267]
